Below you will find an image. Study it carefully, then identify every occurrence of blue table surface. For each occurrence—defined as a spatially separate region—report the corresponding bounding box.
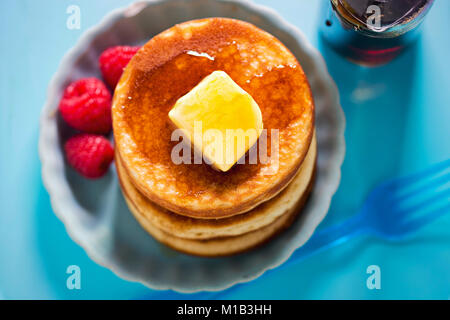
[0,0,449,300]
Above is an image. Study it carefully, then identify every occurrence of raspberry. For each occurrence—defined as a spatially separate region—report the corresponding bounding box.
[64,134,114,179]
[99,46,140,88]
[59,78,112,134]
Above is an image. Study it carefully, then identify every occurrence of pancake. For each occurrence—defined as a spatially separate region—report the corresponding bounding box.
[122,178,313,257]
[118,141,316,257]
[116,134,316,240]
[112,18,315,219]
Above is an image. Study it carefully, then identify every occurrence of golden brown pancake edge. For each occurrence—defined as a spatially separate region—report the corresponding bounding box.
[116,134,317,240]
[122,165,316,257]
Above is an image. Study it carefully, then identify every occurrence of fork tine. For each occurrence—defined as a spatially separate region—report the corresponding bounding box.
[384,158,450,191]
[400,201,450,233]
[392,171,450,204]
[396,187,450,217]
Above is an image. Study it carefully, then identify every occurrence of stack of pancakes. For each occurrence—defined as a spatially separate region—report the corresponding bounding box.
[112,18,315,257]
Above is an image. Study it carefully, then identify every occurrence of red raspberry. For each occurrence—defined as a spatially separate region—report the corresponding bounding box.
[64,134,114,179]
[99,46,140,88]
[59,78,112,134]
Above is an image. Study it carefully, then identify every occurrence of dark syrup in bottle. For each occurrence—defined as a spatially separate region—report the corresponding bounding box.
[320,0,434,66]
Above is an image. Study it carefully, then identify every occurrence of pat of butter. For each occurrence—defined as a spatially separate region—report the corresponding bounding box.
[168,71,263,172]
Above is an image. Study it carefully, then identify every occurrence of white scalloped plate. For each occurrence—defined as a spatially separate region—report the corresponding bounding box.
[39,0,345,292]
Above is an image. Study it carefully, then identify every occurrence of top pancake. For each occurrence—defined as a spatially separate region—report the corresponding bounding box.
[112,18,314,219]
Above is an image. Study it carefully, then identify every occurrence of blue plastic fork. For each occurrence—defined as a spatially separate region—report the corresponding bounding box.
[200,158,450,299]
